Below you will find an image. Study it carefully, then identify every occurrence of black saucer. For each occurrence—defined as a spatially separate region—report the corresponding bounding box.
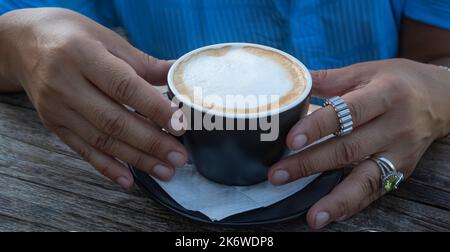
[130,165,343,226]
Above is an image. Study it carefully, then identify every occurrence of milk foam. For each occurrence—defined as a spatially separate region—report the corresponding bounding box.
[173,46,306,114]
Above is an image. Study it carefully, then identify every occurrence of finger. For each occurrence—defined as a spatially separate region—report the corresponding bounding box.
[269,115,389,185]
[111,45,173,86]
[311,62,376,98]
[56,108,175,181]
[53,127,134,190]
[77,41,182,134]
[99,28,173,85]
[65,75,188,168]
[287,80,390,150]
[306,159,385,229]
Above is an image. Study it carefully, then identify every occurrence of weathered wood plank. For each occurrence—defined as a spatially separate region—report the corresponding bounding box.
[0,101,76,158]
[315,198,449,232]
[411,138,450,190]
[0,214,63,232]
[2,169,448,232]
[392,178,450,210]
[1,134,449,231]
[0,174,176,232]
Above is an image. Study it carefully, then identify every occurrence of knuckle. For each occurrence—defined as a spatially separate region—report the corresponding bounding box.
[390,83,408,102]
[347,64,361,78]
[382,76,416,104]
[96,165,110,177]
[39,59,65,81]
[375,86,394,111]
[142,52,159,68]
[44,36,81,61]
[317,69,328,82]
[392,58,415,67]
[109,73,138,102]
[337,198,353,217]
[346,100,363,126]
[143,98,167,122]
[315,70,328,85]
[310,114,328,139]
[337,140,361,165]
[131,153,146,169]
[93,133,116,152]
[100,112,128,137]
[393,123,416,140]
[141,53,167,82]
[78,147,92,162]
[292,156,317,178]
[358,169,381,199]
[143,135,163,155]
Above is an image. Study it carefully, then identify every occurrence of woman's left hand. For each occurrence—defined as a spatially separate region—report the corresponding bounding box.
[268,59,450,229]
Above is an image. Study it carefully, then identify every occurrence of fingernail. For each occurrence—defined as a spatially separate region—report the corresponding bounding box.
[271,170,290,185]
[291,134,307,150]
[116,177,132,190]
[167,151,187,167]
[152,165,173,180]
[314,211,331,229]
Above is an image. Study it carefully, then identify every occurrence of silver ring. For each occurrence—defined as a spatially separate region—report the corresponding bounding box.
[323,96,353,136]
[370,156,404,192]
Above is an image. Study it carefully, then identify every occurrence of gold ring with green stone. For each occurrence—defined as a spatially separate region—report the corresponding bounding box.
[370,156,404,192]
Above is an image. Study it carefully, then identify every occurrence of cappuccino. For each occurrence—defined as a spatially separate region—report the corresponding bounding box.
[167,43,312,185]
[172,45,307,115]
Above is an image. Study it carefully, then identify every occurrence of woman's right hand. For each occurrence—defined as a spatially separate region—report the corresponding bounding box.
[0,8,188,189]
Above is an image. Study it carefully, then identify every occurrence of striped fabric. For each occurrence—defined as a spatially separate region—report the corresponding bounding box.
[1,0,450,104]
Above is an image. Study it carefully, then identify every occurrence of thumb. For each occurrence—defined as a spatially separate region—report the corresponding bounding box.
[311,63,370,98]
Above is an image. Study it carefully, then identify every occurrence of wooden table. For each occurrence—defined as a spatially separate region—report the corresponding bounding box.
[0,93,449,232]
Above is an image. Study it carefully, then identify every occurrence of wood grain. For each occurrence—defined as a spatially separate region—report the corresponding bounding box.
[0,93,449,231]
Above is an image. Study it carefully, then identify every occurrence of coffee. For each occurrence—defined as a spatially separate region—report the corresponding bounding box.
[172,45,307,115]
[167,43,312,185]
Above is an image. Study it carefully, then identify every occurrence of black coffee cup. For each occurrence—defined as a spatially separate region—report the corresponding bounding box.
[167,43,312,186]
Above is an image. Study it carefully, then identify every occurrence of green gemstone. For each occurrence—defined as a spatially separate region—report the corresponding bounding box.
[383,174,401,191]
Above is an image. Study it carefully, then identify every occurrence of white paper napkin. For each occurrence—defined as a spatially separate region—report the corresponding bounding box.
[154,165,320,221]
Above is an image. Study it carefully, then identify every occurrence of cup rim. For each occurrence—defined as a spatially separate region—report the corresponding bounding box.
[167,42,312,119]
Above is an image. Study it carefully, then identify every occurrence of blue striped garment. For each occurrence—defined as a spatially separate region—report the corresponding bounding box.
[1,0,450,104]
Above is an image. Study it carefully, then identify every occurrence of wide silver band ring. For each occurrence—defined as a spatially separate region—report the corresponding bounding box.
[323,96,353,136]
[370,156,404,192]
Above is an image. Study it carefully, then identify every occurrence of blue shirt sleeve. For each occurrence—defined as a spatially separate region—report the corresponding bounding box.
[403,0,450,30]
[0,0,118,28]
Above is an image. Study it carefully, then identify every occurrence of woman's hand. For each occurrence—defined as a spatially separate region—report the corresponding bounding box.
[0,8,187,189]
[269,59,450,229]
